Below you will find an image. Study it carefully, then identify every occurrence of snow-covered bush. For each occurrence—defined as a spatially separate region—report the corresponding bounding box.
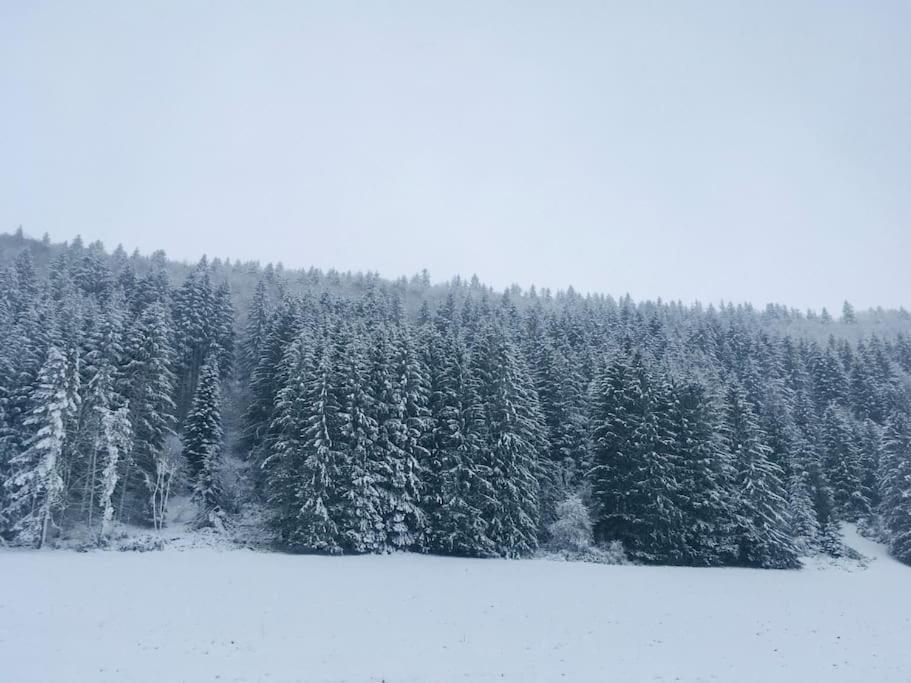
[598,540,628,564]
[117,535,165,552]
[544,495,627,564]
[548,495,594,553]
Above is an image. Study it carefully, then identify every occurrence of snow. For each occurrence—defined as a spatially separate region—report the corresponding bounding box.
[1,528,910,682]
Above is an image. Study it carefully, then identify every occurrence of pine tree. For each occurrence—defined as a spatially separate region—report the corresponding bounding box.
[75,355,121,529]
[880,412,911,564]
[1,293,53,469]
[841,300,857,324]
[821,403,868,520]
[183,354,224,528]
[475,323,543,558]
[239,279,271,383]
[589,352,683,563]
[724,382,799,569]
[787,464,821,554]
[120,301,176,524]
[333,323,384,553]
[855,418,883,510]
[3,347,75,547]
[172,259,214,421]
[241,297,300,472]
[264,334,344,552]
[425,325,494,557]
[378,326,430,550]
[669,374,737,565]
[96,404,132,540]
[212,282,236,382]
[529,331,589,532]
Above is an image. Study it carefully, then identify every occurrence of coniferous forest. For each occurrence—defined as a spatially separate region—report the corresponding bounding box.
[2,229,911,569]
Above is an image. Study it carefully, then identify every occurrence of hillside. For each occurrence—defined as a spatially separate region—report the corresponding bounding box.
[1,228,911,571]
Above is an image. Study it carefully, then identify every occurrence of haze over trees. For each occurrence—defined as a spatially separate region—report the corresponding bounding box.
[1,230,910,568]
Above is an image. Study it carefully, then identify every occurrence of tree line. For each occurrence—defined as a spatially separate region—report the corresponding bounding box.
[1,234,910,568]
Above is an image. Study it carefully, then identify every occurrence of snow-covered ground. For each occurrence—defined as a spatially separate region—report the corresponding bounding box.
[2,527,909,683]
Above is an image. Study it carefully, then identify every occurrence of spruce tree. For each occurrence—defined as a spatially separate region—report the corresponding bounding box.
[172,258,214,421]
[333,323,383,553]
[183,354,224,528]
[379,326,430,550]
[476,323,543,558]
[821,403,868,520]
[669,374,737,565]
[787,468,821,554]
[241,297,300,473]
[425,327,493,557]
[95,404,132,540]
[212,282,236,381]
[589,352,683,563]
[239,279,271,383]
[724,382,799,569]
[3,347,75,547]
[529,332,589,532]
[880,412,911,564]
[120,301,176,524]
[264,334,344,552]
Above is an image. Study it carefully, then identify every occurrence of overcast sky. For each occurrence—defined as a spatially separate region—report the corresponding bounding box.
[2,2,909,312]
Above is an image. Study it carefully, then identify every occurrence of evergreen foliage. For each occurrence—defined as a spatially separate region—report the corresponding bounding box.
[183,354,225,528]
[0,232,909,565]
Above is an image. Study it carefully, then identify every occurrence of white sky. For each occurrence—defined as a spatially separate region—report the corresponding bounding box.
[2,1,909,312]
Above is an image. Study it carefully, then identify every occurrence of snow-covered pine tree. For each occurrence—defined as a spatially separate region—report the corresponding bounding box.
[239,279,271,384]
[74,246,114,303]
[332,322,384,553]
[668,373,738,565]
[1,291,53,467]
[172,257,214,422]
[528,330,589,533]
[183,353,225,529]
[212,282,236,381]
[74,354,119,529]
[120,301,176,524]
[821,402,869,521]
[378,326,430,551]
[3,346,76,547]
[475,321,544,558]
[264,332,345,552]
[75,296,125,444]
[786,436,823,554]
[855,418,883,511]
[880,412,911,564]
[589,351,683,563]
[96,404,132,540]
[241,297,300,475]
[364,323,399,550]
[809,341,849,411]
[0,280,17,533]
[724,382,799,569]
[129,256,171,315]
[264,334,315,546]
[425,323,494,557]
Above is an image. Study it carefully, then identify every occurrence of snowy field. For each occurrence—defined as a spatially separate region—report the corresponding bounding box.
[2,528,910,683]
